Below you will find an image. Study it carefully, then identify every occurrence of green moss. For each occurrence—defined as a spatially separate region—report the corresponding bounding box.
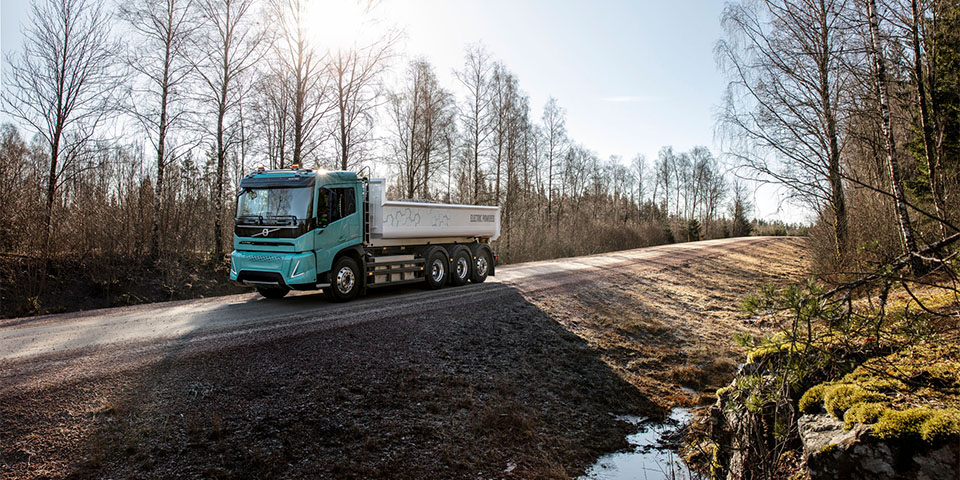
[871,408,933,440]
[799,384,827,414]
[710,444,724,478]
[839,369,907,393]
[918,409,960,443]
[743,332,794,365]
[837,404,960,443]
[819,442,839,454]
[844,402,886,430]
[822,384,887,419]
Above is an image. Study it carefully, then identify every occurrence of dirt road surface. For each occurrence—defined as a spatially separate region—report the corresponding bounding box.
[0,237,808,479]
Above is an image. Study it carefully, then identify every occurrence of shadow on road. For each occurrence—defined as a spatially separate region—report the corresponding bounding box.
[0,284,659,479]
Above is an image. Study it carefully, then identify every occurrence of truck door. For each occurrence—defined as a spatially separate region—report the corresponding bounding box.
[314,184,362,274]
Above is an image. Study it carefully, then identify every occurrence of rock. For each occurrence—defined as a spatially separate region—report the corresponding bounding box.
[799,413,960,480]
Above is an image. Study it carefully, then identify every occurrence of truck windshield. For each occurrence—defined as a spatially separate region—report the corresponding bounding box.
[237,187,313,222]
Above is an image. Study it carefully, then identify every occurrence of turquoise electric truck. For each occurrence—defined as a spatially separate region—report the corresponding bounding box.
[229,166,500,301]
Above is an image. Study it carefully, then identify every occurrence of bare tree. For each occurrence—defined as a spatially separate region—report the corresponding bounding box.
[121,0,198,259]
[251,69,291,168]
[655,146,675,214]
[541,97,566,220]
[327,31,398,171]
[2,0,120,258]
[632,154,647,206]
[718,0,854,265]
[271,0,331,167]
[193,0,267,257]
[388,59,452,199]
[488,62,520,205]
[455,44,494,203]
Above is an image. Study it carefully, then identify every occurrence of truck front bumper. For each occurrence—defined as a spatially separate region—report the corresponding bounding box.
[230,250,318,289]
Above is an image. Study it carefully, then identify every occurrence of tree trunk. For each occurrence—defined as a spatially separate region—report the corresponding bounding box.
[42,132,62,267]
[151,44,172,261]
[867,0,925,275]
[817,1,848,266]
[911,0,947,240]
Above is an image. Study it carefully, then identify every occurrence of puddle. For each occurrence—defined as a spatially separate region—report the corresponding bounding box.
[581,408,700,480]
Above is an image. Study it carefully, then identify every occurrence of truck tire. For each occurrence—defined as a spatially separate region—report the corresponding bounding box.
[423,248,449,290]
[470,246,491,284]
[257,287,290,299]
[325,256,361,302]
[448,246,472,286]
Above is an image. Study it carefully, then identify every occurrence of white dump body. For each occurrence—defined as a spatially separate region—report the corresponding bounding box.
[367,178,500,243]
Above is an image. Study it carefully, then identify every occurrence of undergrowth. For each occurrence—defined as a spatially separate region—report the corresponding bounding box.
[704,276,960,479]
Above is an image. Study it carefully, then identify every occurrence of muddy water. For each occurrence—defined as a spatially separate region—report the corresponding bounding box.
[581,408,699,480]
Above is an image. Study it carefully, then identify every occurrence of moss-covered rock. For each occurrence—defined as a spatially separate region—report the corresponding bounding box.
[919,409,960,443]
[822,384,886,419]
[843,402,885,430]
[870,407,960,443]
[871,408,933,440]
[798,382,886,419]
[799,383,827,414]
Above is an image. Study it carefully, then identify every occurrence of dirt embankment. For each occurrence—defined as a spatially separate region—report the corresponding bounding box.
[0,237,808,479]
[0,254,246,319]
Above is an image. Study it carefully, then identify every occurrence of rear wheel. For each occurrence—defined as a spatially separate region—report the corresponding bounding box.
[448,247,471,286]
[257,287,290,299]
[325,256,361,302]
[470,247,491,284]
[423,248,449,290]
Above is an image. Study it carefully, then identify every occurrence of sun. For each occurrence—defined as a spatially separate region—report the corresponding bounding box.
[305,0,384,52]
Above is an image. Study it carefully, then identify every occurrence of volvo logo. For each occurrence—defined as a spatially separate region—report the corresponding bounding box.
[253,227,280,237]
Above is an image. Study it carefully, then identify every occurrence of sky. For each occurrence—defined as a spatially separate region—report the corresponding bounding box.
[0,0,809,223]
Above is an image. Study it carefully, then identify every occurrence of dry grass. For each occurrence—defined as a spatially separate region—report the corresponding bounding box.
[525,238,810,409]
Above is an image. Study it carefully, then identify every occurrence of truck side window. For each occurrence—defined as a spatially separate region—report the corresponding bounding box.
[317,189,329,226]
[329,187,355,222]
[340,188,356,217]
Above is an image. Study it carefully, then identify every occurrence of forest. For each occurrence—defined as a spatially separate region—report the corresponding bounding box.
[0,0,769,317]
[702,0,960,477]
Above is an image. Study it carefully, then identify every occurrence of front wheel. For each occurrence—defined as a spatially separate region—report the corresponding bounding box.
[257,287,290,299]
[470,247,491,284]
[325,256,361,302]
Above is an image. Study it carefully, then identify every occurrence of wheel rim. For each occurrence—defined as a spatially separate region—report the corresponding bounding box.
[336,266,355,294]
[476,255,488,277]
[431,259,445,283]
[456,257,469,279]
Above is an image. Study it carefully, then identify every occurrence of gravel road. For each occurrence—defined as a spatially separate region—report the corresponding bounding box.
[0,236,806,479]
[1,237,778,381]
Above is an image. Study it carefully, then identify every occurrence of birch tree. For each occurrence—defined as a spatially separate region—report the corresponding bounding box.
[541,97,566,220]
[865,0,924,274]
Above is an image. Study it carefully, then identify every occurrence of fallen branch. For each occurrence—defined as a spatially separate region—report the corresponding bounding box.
[825,231,960,297]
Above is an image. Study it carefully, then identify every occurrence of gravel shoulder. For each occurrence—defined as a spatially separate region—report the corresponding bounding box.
[0,237,808,479]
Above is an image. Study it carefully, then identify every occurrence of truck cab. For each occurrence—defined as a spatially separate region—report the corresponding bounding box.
[230,166,497,301]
